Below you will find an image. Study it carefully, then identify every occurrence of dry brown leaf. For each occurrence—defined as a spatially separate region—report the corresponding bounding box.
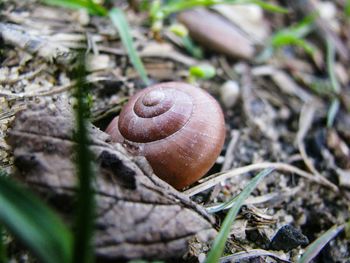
[6,100,216,261]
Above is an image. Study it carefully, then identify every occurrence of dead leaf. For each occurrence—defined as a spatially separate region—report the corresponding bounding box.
[6,100,216,261]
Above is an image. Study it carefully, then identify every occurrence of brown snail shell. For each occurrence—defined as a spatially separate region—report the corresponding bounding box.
[106,82,225,189]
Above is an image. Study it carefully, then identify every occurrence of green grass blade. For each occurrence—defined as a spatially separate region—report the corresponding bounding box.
[271,32,315,56]
[206,196,239,214]
[109,8,150,85]
[72,53,96,263]
[326,38,341,127]
[205,168,275,263]
[153,0,287,23]
[345,0,350,17]
[270,13,316,56]
[327,98,340,128]
[326,37,341,94]
[42,0,107,16]
[0,173,72,263]
[181,36,203,59]
[298,224,345,263]
[235,0,288,13]
[159,0,218,17]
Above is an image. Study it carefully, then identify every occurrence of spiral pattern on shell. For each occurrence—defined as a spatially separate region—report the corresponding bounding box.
[106,82,225,189]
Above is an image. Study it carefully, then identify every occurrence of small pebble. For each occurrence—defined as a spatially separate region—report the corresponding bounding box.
[86,54,113,72]
[269,225,309,252]
[316,1,339,32]
[220,80,240,108]
[336,169,350,188]
[76,9,90,25]
[198,253,206,263]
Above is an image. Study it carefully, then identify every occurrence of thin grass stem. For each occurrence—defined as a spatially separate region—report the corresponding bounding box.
[72,53,95,263]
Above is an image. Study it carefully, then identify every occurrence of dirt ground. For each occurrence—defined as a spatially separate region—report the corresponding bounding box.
[0,0,350,262]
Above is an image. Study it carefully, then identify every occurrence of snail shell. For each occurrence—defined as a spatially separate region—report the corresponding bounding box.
[106,82,225,189]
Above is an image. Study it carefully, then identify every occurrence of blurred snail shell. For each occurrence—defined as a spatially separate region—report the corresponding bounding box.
[106,82,225,189]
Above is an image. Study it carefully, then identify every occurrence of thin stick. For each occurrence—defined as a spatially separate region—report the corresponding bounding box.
[0,82,76,98]
[184,162,336,196]
[208,130,240,201]
[0,64,46,85]
[220,130,240,172]
[296,102,338,191]
[0,76,112,98]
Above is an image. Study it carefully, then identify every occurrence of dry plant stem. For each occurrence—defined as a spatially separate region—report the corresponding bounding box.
[251,66,313,103]
[0,64,46,85]
[220,130,240,172]
[0,76,112,98]
[208,130,240,201]
[0,105,26,120]
[0,82,76,98]
[244,186,300,205]
[218,57,237,80]
[241,64,278,140]
[98,44,197,66]
[296,102,339,191]
[207,187,301,212]
[184,162,336,196]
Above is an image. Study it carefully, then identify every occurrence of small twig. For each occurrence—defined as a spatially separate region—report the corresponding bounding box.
[206,186,300,213]
[184,162,336,196]
[98,43,197,66]
[0,76,113,98]
[252,65,313,103]
[208,130,240,202]
[221,130,240,172]
[0,64,46,85]
[218,57,237,80]
[241,64,278,140]
[0,82,76,98]
[296,102,338,191]
[0,105,27,120]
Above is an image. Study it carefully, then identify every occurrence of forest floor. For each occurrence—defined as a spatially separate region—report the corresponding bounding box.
[0,0,350,262]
